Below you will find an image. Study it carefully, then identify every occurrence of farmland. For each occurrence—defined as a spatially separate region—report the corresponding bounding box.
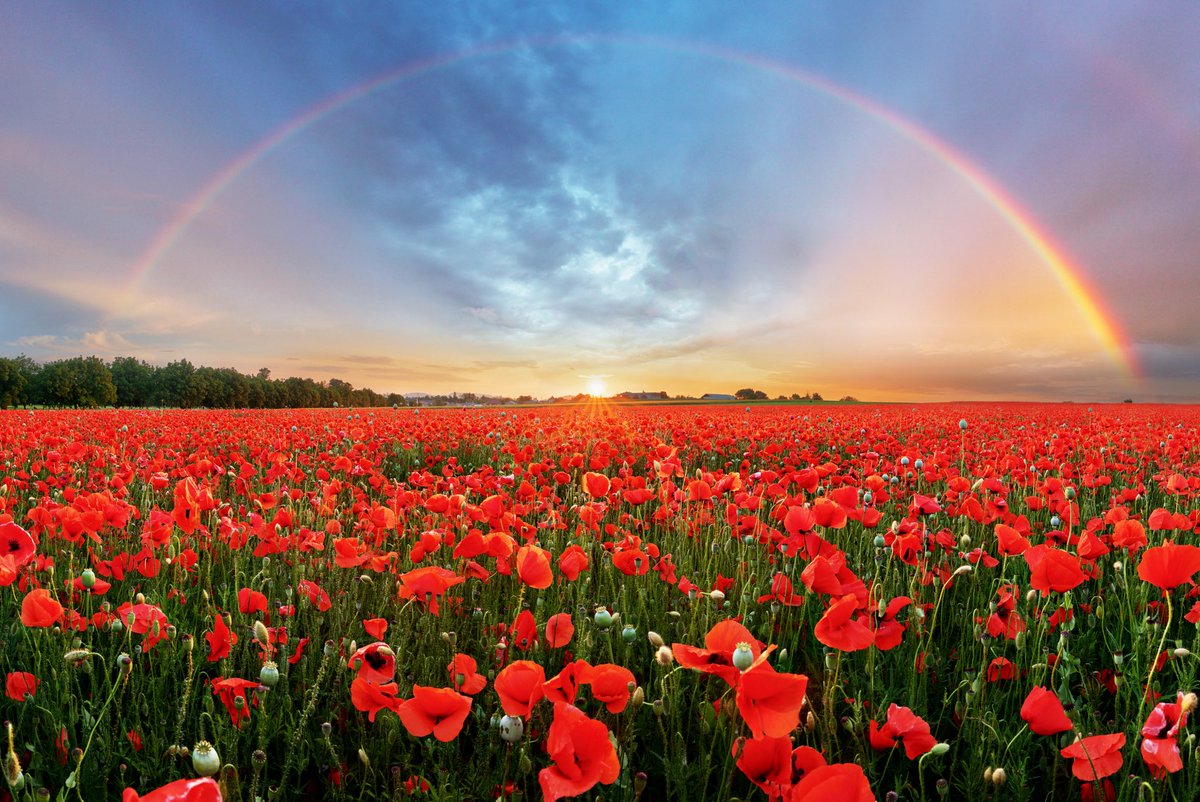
[3,403,1200,801]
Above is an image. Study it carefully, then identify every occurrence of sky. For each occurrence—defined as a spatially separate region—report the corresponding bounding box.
[2,2,1198,402]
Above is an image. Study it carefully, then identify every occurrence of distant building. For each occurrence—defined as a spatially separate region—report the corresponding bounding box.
[701,393,735,400]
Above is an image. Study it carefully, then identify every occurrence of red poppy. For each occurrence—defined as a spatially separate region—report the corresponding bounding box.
[350,676,401,722]
[1025,546,1086,594]
[986,657,1015,683]
[672,619,762,687]
[6,671,39,701]
[814,595,874,653]
[116,602,170,650]
[237,588,268,615]
[296,579,332,612]
[538,702,620,802]
[543,659,591,706]
[735,656,808,738]
[363,617,388,640]
[544,613,574,648]
[587,663,636,713]
[734,735,791,794]
[494,660,546,716]
[1020,686,1072,735]
[868,704,938,759]
[995,524,1031,556]
[791,763,874,802]
[21,587,63,628]
[582,472,610,498]
[448,653,487,695]
[510,609,539,650]
[0,521,36,568]
[349,642,395,684]
[397,685,472,742]
[1060,733,1125,781]
[121,778,221,802]
[398,566,464,615]
[874,596,912,651]
[557,544,589,581]
[212,677,260,727]
[205,614,237,661]
[1141,692,1190,778]
[1138,541,1200,591]
[516,545,554,589]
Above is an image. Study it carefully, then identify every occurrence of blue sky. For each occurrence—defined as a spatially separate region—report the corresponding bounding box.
[2,2,1198,400]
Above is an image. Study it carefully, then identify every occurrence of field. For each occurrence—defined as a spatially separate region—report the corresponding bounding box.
[3,403,1200,802]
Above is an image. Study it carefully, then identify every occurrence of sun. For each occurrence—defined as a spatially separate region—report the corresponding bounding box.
[585,377,608,397]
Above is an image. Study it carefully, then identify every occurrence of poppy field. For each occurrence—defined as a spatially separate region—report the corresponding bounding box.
[4,403,1200,802]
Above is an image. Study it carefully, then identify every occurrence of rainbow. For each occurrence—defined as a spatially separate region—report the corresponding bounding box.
[119,34,1138,379]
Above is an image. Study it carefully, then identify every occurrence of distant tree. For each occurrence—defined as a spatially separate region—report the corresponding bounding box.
[810,392,823,402]
[790,393,801,401]
[110,356,155,407]
[517,395,533,403]
[33,356,115,407]
[0,357,28,408]
[839,395,859,403]
[752,390,768,400]
[257,367,271,381]
[735,388,758,400]
[152,359,198,407]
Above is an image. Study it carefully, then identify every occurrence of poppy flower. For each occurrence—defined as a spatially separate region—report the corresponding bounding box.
[349,642,395,684]
[21,587,63,628]
[1141,692,1191,778]
[735,656,808,738]
[1138,541,1200,591]
[814,595,874,653]
[495,660,546,716]
[557,545,589,581]
[1060,733,1125,781]
[448,653,487,695]
[791,763,874,802]
[397,685,472,742]
[734,735,791,793]
[538,702,620,802]
[869,704,938,759]
[510,610,539,650]
[1020,686,1072,735]
[582,472,610,498]
[116,602,170,650]
[587,663,636,713]
[212,677,260,727]
[516,545,553,589]
[874,596,912,651]
[363,617,388,640]
[995,524,1031,556]
[673,619,763,687]
[121,778,221,802]
[0,521,36,568]
[544,613,574,648]
[350,676,401,722]
[1025,546,1086,594]
[543,659,592,706]
[6,671,39,701]
[296,579,332,612]
[986,657,1015,683]
[237,588,268,615]
[398,566,464,615]
[205,614,237,661]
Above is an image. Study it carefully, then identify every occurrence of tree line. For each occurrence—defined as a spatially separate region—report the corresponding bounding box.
[0,355,413,409]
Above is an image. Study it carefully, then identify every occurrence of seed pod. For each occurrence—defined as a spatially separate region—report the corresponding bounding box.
[192,741,220,777]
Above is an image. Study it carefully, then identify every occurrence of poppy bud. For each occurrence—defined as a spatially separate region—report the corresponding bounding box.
[929,742,950,756]
[519,753,532,774]
[135,592,145,605]
[709,590,725,603]
[652,699,664,716]
[983,767,993,784]
[1175,647,1191,659]
[631,686,645,707]
[192,740,220,777]
[357,748,370,768]
[321,722,332,736]
[64,649,92,666]
[647,631,664,648]
[991,767,1007,786]
[656,645,674,666]
[254,621,270,648]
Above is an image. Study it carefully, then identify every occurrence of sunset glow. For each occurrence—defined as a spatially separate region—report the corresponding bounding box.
[1,6,1197,400]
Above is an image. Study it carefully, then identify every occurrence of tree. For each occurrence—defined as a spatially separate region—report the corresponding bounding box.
[0,357,28,408]
[110,356,155,407]
[735,388,758,400]
[32,357,115,408]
